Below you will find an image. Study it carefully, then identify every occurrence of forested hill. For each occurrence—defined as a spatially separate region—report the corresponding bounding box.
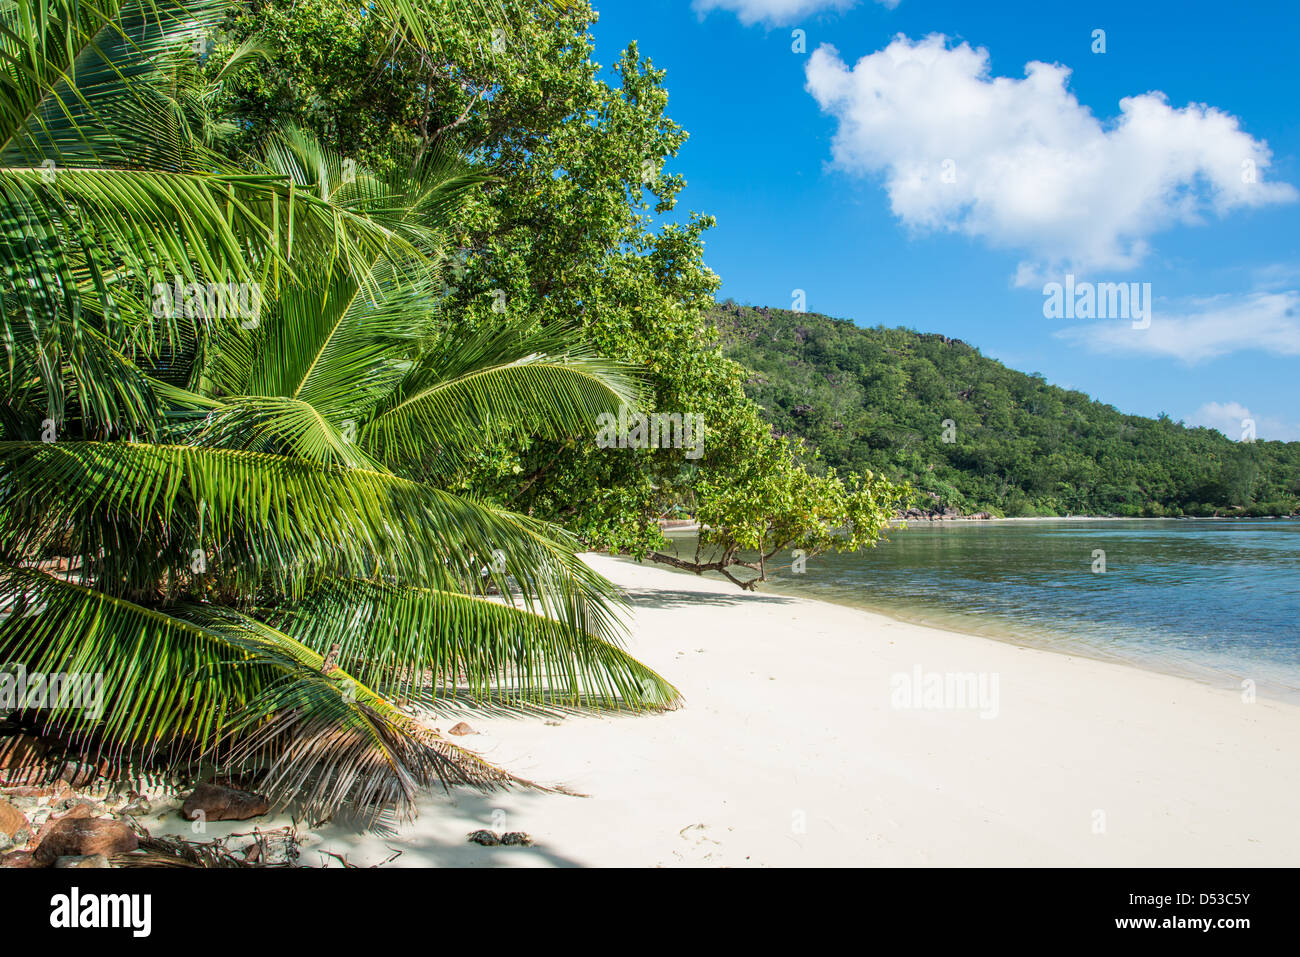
[712,302,1300,518]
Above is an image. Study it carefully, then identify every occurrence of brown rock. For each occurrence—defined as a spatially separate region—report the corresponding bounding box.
[32,801,97,846]
[0,785,56,799]
[0,765,48,787]
[0,850,35,868]
[180,783,270,822]
[57,760,100,788]
[447,721,476,736]
[34,817,137,865]
[0,800,30,847]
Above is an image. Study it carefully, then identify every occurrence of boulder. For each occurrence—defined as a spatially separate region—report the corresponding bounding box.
[54,854,111,869]
[0,800,31,851]
[0,850,35,868]
[33,817,137,865]
[57,760,101,788]
[180,783,270,822]
[33,801,97,839]
[0,782,67,799]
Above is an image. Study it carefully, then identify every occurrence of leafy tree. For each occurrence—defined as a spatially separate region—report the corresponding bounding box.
[209,0,909,586]
[0,0,674,824]
[715,303,1300,519]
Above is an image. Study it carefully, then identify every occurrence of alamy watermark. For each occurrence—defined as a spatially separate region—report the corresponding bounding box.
[1043,274,1151,329]
[596,406,705,460]
[0,664,104,719]
[151,276,262,328]
[50,887,150,937]
[890,665,1000,719]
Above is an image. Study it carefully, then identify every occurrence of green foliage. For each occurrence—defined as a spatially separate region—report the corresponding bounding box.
[714,303,1300,518]
[685,428,910,589]
[0,0,677,824]
[206,0,909,585]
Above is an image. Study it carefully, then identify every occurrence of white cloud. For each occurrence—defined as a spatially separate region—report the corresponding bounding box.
[1054,290,1300,363]
[693,0,895,28]
[805,34,1297,281]
[1188,401,1300,443]
[1251,262,1300,292]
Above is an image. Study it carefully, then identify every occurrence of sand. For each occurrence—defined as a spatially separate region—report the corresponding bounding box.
[166,553,1300,867]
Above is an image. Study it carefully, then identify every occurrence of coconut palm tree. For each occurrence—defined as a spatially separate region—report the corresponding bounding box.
[0,0,675,825]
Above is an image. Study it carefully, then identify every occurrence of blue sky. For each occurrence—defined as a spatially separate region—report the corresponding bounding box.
[589,0,1300,440]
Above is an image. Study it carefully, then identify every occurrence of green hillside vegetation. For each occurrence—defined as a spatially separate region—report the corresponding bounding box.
[713,303,1300,518]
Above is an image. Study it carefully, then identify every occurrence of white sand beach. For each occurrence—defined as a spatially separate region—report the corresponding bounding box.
[173,554,1300,867]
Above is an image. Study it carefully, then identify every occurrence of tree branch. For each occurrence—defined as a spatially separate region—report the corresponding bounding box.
[645,550,762,590]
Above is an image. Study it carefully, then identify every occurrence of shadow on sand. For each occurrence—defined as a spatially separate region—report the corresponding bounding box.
[310,790,586,868]
[617,586,797,609]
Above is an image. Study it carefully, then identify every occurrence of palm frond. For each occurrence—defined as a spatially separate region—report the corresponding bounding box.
[0,440,627,644]
[0,0,223,169]
[0,564,523,821]
[207,262,442,417]
[366,321,642,473]
[367,0,574,64]
[2,308,163,436]
[188,395,380,470]
[256,129,488,282]
[272,578,679,712]
[187,605,532,823]
[0,163,298,419]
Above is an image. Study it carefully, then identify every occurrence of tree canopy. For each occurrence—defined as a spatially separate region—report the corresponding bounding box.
[0,0,906,824]
[210,0,906,582]
[714,302,1300,519]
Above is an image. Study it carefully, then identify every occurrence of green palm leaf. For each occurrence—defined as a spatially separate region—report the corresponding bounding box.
[366,321,642,473]
[366,0,575,64]
[272,578,679,712]
[0,439,626,642]
[188,395,380,471]
[0,564,524,821]
[210,263,442,417]
[1,0,219,168]
[0,0,673,825]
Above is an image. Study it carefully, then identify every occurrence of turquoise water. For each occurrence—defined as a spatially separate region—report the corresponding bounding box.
[660,520,1300,701]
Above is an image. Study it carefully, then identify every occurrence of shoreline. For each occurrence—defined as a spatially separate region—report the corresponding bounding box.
[909,515,1300,523]
[909,515,1300,522]
[655,522,1300,705]
[161,552,1300,867]
[662,516,1300,533]
[749,573,1300,707]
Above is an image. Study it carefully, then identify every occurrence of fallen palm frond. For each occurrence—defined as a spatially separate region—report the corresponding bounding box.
[112,824,299,868]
